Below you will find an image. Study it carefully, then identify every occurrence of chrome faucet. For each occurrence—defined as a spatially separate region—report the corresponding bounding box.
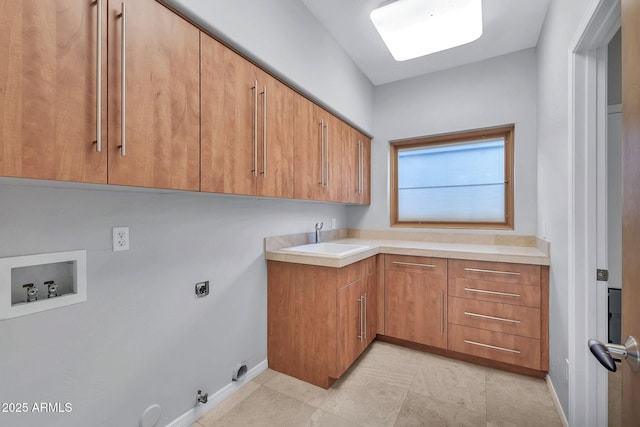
[315,222,324,243]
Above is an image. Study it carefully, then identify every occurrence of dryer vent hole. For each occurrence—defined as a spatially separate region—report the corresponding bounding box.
[232,363,248,381]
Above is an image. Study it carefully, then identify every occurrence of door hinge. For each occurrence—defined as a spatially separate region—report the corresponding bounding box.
[597,269,609,281]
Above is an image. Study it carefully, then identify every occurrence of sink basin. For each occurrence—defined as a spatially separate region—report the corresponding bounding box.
[280,242,369,256]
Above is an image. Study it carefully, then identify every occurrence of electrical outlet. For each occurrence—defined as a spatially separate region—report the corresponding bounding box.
[195,281,209,298]
[331,218,337,229]
[112,227,130,252]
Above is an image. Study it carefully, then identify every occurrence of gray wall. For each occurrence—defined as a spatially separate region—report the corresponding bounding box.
[536,0,593,416]
[348,48,538,234]
[165,0,375,133]
[1,1,374,426]
[0,183,347,427]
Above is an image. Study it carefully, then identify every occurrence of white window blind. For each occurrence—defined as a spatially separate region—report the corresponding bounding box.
[397,138,505,222]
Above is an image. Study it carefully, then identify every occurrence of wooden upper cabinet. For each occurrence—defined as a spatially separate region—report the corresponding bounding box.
[201,35,294,198]
[344,128,371,205]
[107,0,200,191]
[256,70,294,199]
[0,0,107,183]
[200,33,225,193]
[359,133,371,205]
[326,113,345,202]
[294,95,345,202]
[221,47,258,196]
[294,94,325,201]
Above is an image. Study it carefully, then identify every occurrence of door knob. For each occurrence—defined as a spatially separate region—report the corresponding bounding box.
[588,336,640,373]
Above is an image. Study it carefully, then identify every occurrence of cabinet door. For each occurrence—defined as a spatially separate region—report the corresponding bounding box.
[221,48,258,196]
[336,279,365,377]
[364,273,377,347]
[343,128,371,204]
[385,264,447,349]
[107,0,200,190]
[0,0,107,183]
[360,135,371,205]
[294,94,326,200]
[326,113,345,202]
[256,71,294,198]
[200,33,225,193]
[344,127,360,203]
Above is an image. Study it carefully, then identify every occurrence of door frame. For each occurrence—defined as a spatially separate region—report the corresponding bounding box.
[568,0,620,425]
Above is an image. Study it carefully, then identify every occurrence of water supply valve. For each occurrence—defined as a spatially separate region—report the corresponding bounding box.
[44,280,58,298]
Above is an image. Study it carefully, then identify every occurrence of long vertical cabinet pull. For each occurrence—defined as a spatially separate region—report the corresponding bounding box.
[261,85,267,178]
[94,0,102,152]
[440,291,444,336]
[363,293,367,340]
[357,141,363,194]
[117,2,126,156]
[360,141,364,195]
[325,120,329,189]
[357,295,363,341]
[252,80,258,177]
[320,120,325,186]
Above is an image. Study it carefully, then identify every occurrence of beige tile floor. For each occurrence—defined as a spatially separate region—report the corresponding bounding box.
[194,341,563,427]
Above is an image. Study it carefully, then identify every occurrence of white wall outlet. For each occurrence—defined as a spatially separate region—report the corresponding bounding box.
[331,218,337,229]
[112,227,130,252]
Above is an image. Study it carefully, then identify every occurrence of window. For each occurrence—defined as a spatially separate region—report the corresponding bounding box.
[390,125,514,229]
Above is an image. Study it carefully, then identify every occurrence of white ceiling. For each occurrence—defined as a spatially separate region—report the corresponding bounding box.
[301,0,551,86]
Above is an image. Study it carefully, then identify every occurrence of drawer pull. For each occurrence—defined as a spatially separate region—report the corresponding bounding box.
[464,339,521,354]
[464,312,521,324]
[464,287,521,298]
[392,261,436,268]
[464,267,520,276]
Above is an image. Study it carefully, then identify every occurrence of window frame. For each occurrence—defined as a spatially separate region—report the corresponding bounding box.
[390,124,515,230]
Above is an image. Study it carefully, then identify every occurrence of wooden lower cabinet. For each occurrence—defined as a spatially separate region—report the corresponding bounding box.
[384,255,447,349]
[380,255,549,374]
[268,257,376,388]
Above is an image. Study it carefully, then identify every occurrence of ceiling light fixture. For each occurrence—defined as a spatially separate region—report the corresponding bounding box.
[370,0,483,61]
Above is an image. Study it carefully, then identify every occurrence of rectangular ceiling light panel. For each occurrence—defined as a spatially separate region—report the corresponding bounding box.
[370,0,483,61]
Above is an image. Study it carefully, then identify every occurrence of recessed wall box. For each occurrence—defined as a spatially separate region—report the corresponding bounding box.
[0,250,87,320]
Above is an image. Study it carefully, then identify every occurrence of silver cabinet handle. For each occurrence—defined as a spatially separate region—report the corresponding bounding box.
[320,120,325,186]
[463,287,521,298]
[117,2,126,156]
[464,267,521,276]
[359,141,363,194]
[464,312,521,324]
[440,291,444,336]
[363,292,367,340]
[464,339,521,354]
[94,0,102,152]
[357,295,363,341]
[252,80,258,177]
[261,85,267,178]
[392,261,436,268]
[325,120,329,188]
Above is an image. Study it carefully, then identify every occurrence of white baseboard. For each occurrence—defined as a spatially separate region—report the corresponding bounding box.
[166,360,268,427]
[546,375,569,427]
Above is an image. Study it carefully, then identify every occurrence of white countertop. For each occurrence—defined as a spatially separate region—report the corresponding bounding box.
[265,237,550,268]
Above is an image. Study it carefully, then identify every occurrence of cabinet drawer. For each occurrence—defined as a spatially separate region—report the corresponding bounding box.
[449,278,540,308]
[448,297,540,339]
[448,324,541,370]
[385,255,447,277]
[448,259,540,286]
